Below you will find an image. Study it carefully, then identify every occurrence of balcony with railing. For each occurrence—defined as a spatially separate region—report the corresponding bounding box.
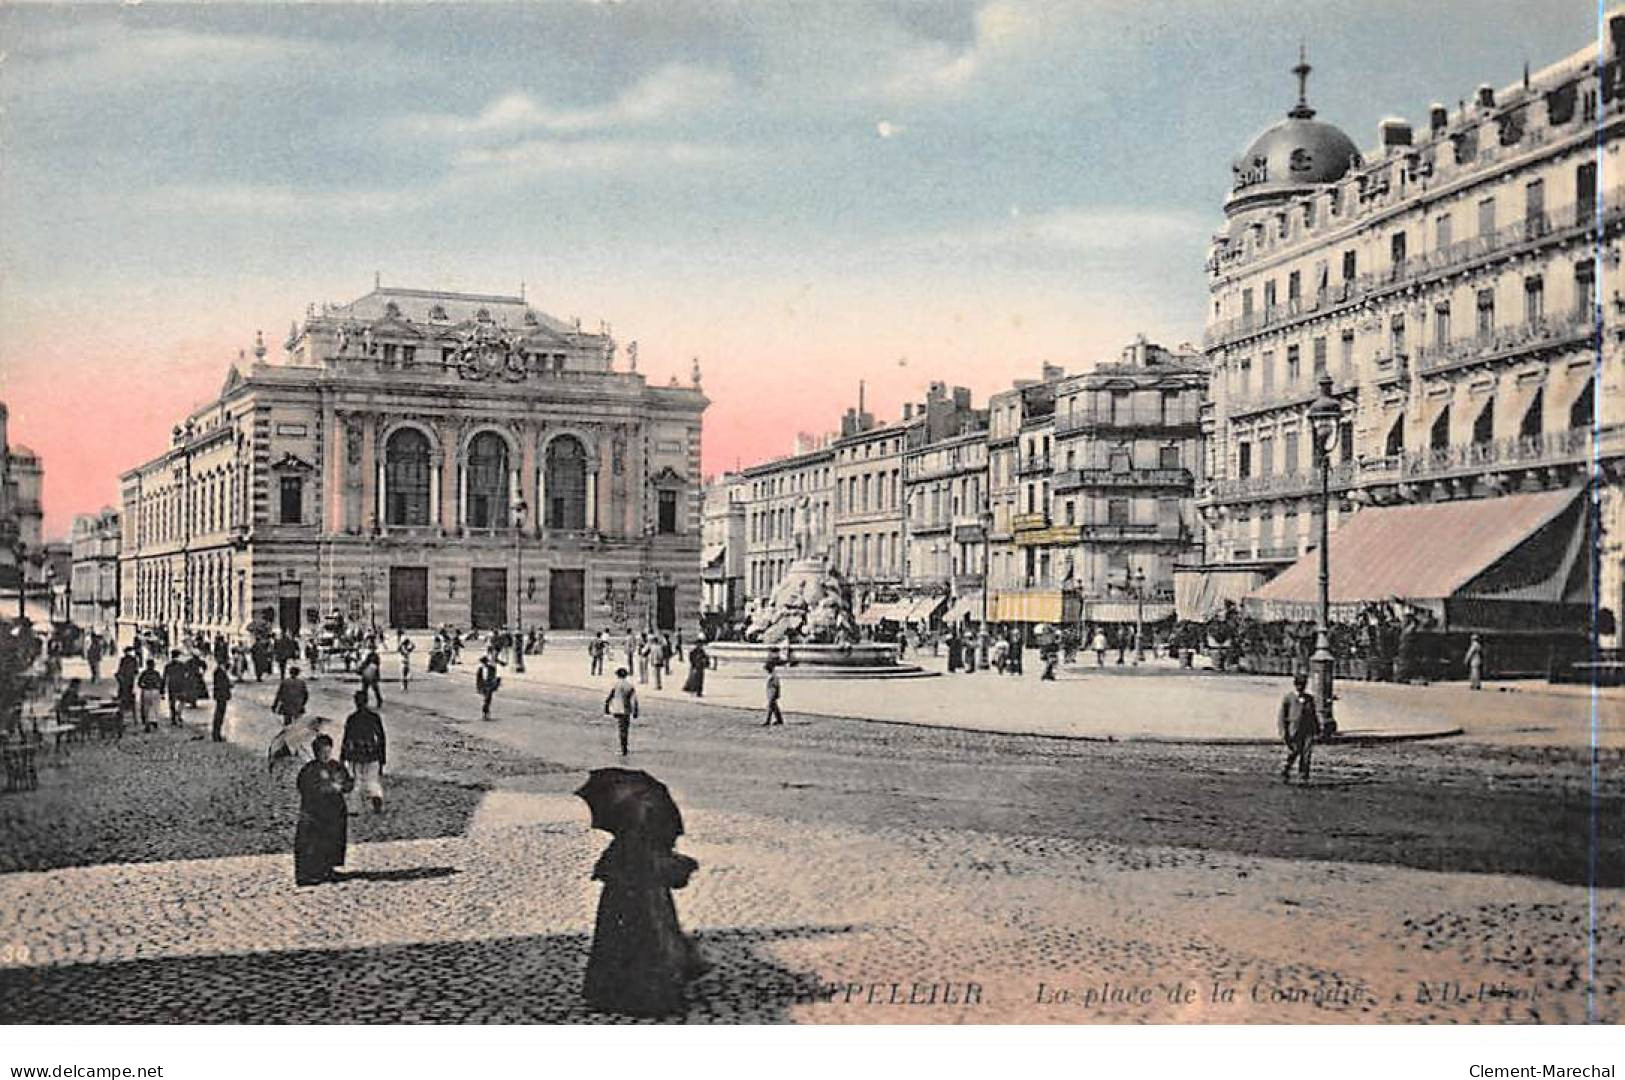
[1399,424,1617,481]
[1080,521,1170,542]
[1204,190,1624,349]
[1016,454,1053,476]
[1055,410,1203,436]
[1010,511,1050,533]
[1205,459,1358,503]
[1053,466,1194,492]
[1416,308,1596,375]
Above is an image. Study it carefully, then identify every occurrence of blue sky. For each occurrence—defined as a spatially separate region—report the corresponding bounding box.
[0,0,1600,533]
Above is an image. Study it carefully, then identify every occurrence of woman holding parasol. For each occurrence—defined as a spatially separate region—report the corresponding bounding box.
[293,734,353,886]
[577,768,705,1016]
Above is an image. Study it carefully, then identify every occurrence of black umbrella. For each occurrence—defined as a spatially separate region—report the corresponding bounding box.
[575,768,684,845]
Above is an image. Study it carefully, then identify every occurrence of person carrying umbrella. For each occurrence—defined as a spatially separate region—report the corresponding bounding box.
[293,733,353,886]
[341,689,387,813]
[604,668,639,756]
[576,768,705,1017]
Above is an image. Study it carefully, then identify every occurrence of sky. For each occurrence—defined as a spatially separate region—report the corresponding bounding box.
[0,0,1600,538]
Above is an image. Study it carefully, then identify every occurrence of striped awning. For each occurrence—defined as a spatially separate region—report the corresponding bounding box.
[902,595,948,623]
[856,601,908,625]
[1080,600,1176,623]
[1247,489,1586,623]
[993,591,1064,624]
[944,592,986,623]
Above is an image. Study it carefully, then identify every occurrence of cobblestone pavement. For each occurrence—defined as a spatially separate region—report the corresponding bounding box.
[1,657,1618,1023]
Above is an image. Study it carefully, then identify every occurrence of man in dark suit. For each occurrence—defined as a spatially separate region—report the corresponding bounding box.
[1278,672,1319,784]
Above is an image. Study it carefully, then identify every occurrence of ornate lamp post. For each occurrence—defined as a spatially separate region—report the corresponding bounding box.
[513,498,528,674]
[13,540,27,621]
[1307,374,1341,734]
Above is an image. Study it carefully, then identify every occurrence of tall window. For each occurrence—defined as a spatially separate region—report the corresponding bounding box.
[1473,399,1495,444]
[385,428,432,526]
[1520,388,1544,440]
[1431,406,1451,450]
[1434,213,1453,250]
[1340,330,1355,374]
[1283,430,1300,474]
[1341,250,1357,282]
[1570,380,1595,430]
[279,476,303,525]
[1107,498,1129,526]
[1312,337,1327,375]
[1477,288,1496,336]
[545,436,589,529]
[1525,178,1546,232]
[1238,442,1252,478]
[1390,231,1407,266]
[1261,351,1275,393]
[1524,276,1545,323]
[1389,314,1406,358]
[1258,435,1274,477]
[1435,303,1452,348]
[1577,160,1598,210]
[1477,197,1496,238]
[1159,444,1181,469]
[465,432,510,528]
[1286,345,1301,384]
[1385,416,1405,456]
[1577,260,1596,315]
[657,490,678,534]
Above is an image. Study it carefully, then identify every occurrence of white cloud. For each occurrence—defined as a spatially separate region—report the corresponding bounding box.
[875,119,904,138]
[914,206,1210,257]
[398,63,735,138]
[877,0,1043,100]
[139,183,432,218]
[13,22,339,91]
[451,138,746,175]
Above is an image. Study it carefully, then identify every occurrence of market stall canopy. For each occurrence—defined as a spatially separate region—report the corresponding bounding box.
[1246,489,1590,630]
[1082,599,1176,624]
[993,590,1080,624]
[901,595,947,623]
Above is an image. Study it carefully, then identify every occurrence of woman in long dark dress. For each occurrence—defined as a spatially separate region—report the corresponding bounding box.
[294,734,353,886]
[681,642,708,697]
[583,833,703,1017]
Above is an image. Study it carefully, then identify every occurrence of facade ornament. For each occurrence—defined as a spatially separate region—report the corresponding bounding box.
[253,330,267,361]
[691,356,702,388]
[627,341,638,372]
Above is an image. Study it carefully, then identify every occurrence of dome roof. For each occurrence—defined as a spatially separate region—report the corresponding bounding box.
[1225,50,1360,216]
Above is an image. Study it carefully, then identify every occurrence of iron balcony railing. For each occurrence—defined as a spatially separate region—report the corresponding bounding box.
[1053,467,1194,492]
[1204,189,1624,348]
[1415,308,1597,374]
[1205,459,1358,502]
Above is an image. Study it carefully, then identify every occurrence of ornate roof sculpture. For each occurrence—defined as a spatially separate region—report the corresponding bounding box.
[1224,47,1360,217]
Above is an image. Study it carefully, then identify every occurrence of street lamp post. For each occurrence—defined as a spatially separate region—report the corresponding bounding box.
[513,498,528,674]
[979,508,994,671]
[13,541,27,621]
[1131,566,1146,663]
[1307,374,1341,735]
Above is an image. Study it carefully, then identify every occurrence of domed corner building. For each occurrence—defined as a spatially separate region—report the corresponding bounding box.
[1190,29,1625,678]
[116,284,708,646]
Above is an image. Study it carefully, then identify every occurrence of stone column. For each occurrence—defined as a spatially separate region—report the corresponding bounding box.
[517,423,537,533]
[587,467,599,531]
[436,420,456,530]
[321,396,340,533]
[359,413,379,533]
[428,451,442,525]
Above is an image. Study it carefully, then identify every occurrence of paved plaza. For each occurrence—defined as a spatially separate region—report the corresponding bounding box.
[1,648,1619,1023]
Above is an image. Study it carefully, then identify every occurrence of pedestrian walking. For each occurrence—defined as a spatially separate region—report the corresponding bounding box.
[637,632,651,684]
[359,648,383,708]
[668,632,680,676]
[1465,633,1484,691]
[590,630,608,676]
[136,658,163,732]
[210,663,232,742]
[476,653,503,720]
[650,636,665,691]
[162,651,189,727]
[623,632,637,676]
[397,634,415,691]
[293,734,352,887]
[1277,672,1319,784]
[341,689,387,814]
[274,632,297,679]
[85,634,103,684]
[604,668,639,755]
[251,637,271,682]
[682,640,709,697]
[115,647,139,727]
[272,665,310,727]
[761,661,784,726]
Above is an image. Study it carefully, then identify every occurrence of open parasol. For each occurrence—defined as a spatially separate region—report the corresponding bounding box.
[575,767,684,845]
[266,715,336,772]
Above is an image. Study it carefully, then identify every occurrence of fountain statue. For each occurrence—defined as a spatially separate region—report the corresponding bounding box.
[744,554,858,645]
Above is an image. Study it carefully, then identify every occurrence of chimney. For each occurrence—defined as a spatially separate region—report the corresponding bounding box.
[953,386,971,411]
[1041,362,1064,382]
[1429,103,1449,136]
[858,379,866,418]
[1380,117,1413,152]
[903,403,914,420]
[1476,84,1495,109]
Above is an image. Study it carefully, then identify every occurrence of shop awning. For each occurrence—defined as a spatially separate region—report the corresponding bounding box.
[944,592,986,623]
[993,590,1079,624]
[1081,600,1176,624]
[1246,489,1590,629]
[1174,566,1270,621]
[702,544,726,568]
[856,600,908,625]
[901,595,947,623]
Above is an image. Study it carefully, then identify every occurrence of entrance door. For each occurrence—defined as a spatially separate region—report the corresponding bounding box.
[278,596,302,636]
[389,567,429,629]
[656,585,677,631]
[470,568,507,630]
[549,569,585,630]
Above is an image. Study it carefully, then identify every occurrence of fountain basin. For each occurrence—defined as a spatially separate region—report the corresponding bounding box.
[705,641,938,679]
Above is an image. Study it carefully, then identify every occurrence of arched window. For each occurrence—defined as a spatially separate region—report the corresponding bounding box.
[546,436,588,529]
[465,432,510,529]
[385,428,433,526]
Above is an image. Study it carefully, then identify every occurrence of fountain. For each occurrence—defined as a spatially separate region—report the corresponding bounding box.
[705,553,935,679]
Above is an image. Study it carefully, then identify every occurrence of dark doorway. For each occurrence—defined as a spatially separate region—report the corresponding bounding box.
[390,567,429,629]
[470,568,507,630]
[656,585,677,631]
[278,595,302,636]
[549,569,585,630]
